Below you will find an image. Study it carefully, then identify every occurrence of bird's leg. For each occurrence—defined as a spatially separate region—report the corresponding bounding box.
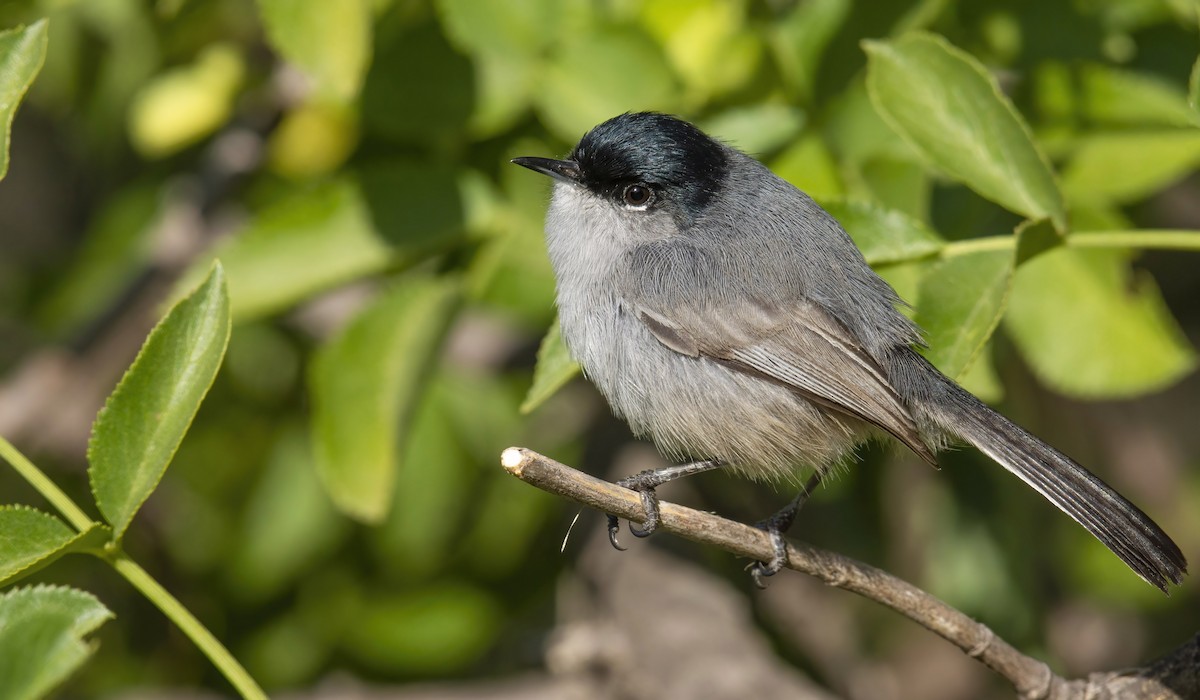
[607,459,723,550]
[748,471,823,588]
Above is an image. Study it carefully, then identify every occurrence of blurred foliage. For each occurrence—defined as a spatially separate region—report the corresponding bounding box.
[1,0,1199,697]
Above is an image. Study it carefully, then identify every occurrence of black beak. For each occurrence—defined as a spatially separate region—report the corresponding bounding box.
[510,156,582,185]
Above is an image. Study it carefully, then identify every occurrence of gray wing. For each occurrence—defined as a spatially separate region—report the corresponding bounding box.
[634,299,937,465]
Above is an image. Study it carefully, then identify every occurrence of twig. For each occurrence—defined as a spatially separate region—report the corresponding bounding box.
[500,447,1199,700]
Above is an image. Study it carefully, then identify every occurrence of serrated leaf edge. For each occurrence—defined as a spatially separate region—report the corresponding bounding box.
[85,262,231,542]
[0,19,49,182]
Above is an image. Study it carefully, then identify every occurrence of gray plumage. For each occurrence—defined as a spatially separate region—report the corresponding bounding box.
[514,112,1186,591]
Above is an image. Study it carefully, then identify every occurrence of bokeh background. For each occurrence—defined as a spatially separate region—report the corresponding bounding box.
[1,0,1199,699]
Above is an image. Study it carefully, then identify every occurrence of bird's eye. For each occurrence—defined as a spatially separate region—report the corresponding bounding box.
[622,184,653,208]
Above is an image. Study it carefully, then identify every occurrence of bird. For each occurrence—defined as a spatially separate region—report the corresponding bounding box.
[511,112,1187,591]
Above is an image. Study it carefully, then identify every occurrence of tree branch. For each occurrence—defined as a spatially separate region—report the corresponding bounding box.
[500,447,1199,700]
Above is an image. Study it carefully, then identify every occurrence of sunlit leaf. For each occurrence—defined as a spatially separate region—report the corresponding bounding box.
[0,19,48,181]
[127,44,244,158]
[821,199,943,265]
[175,179,391,321]
[536,28,680,141]
[0,507,107,587]
[266,100,358,179]
[1005,243,1196,398]
[1080,63,1199,127]
[310,276,460,522]
[771,132,844,200]
[1061,131,1200,205]
[915,249,1013,381]
[701,104,806,156]
[436,0,558,57]
[88,263,231,541]
[258,0,371,101]
[864,33,1066,231]
[638,0,761,103]
[0,586,113,700]
[520,318,580,414]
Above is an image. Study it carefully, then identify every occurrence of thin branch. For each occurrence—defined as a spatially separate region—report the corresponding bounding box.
[938,229,1200,259]
[501,447,1198,700]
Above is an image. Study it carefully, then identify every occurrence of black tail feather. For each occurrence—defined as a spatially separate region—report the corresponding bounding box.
[902,354,1187,592]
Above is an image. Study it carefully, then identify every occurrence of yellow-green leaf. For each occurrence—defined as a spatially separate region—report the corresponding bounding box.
[310,277,460,522]
[176,179,391,321]
[88,263,231,541]
[257,0,371,102]
[0,19,48,181]
[1061,131,1200,205]
[864,33,1066,231]
[821,199,943,265]
[520,318,580,414]
[1005,244,1196,398]
[0,586,113,700]
[536,28,681,141]
[127,44,244,158]
[915,249,1013,381]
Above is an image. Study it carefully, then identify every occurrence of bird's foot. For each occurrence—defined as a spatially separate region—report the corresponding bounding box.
[747,472,822,588]
[607,460,722,550]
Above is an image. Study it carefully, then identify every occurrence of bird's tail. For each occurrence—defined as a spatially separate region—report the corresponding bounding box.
[897,352,1187,592]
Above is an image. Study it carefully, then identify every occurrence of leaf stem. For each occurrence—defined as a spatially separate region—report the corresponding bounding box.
[939,229,1200,259]
[1069,230,1200,251]
[0,435,96,532]
[107,552,267,700]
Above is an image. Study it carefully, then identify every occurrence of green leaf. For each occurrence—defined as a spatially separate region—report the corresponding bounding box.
[0,585,113,700]
[0,19,48,181]
[1004,244,1196,398]
[821,199,943,265]
[769,0,850,101]
[915,250,1013,381]
[637,0,761,104]
[175,179,391,321]
[771,132,844,200]
[228,426,346,603]
[370,376,473,580]
[1014,218,1063,266]
[520,318,580,414]
[0,508,108,587]
[310,276,460,522]
[536,27,681,141]
[361,20,473,145]
[863,33,1066,231]
[127,44,244,158]
[1061,132,1200,205]
[88,263,231,542]
[257,0,371,102]
[342,584,500,674]
[700,104,806,156]
[36,183,161,336]
[436,0,559,57]
[1080,64,1199,128]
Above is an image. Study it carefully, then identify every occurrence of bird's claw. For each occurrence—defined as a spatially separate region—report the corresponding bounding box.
[608,477,662,550]
[748,522,790,588]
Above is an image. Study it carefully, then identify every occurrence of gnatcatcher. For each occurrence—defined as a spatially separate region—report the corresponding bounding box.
[512,112,1186,591]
